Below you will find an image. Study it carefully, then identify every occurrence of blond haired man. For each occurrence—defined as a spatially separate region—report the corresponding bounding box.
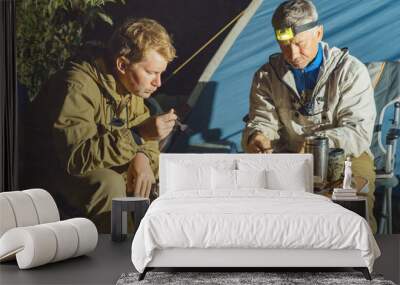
[29,18,176,232]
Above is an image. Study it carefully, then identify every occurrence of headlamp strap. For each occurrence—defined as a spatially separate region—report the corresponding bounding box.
[293,21,320,34]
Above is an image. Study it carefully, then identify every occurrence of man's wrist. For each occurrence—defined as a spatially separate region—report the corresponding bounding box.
[136,151,150,162]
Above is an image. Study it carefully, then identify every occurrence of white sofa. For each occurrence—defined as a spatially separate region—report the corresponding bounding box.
[0,189,98,269]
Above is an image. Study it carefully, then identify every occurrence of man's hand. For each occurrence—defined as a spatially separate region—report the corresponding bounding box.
[126,152,155,198]
[298,141,306,154]
[247,132,273,153]
[136,109,177,141]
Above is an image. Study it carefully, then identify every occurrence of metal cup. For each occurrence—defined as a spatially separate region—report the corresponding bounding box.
[304,136,329,184]
[327,148,345,183]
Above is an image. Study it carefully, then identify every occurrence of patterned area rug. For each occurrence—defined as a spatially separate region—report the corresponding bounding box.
[116,271,395,285]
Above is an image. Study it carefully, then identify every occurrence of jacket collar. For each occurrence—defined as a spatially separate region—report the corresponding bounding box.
[269,41,349,93]
[93,57,131,103]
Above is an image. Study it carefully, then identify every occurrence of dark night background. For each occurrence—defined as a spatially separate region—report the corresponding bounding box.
[95,0,251,102]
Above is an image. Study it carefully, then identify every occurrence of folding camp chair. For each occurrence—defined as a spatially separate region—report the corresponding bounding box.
[367,61,400,234]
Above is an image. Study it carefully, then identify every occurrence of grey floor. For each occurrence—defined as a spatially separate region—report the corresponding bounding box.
[0,235,398,285]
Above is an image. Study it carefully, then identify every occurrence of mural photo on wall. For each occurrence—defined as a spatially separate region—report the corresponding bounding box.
[17,0,251,233]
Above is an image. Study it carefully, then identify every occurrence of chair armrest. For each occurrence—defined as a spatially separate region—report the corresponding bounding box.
[376,176,399,189]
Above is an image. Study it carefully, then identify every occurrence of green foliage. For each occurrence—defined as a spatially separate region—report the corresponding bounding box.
[16,0,124,99]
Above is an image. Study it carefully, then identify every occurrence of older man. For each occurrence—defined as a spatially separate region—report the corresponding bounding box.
[28,18,177,232]
[242,0,377,232]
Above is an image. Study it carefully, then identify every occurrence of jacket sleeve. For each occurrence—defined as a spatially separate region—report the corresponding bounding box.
[316,59,376,157]
[242,67,282,151]
[138,140,160,177]
[132,103,160,177]
[53,80,140,176]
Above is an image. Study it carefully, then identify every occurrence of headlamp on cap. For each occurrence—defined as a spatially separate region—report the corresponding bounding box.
[275,21,319,42]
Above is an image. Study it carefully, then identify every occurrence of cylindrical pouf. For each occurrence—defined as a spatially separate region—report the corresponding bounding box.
[0,191,39,227]
[23,189,60,223]
[0,196,17,237]
[65,218,98,257]
[42,221,79,262]
[0,226,57,269]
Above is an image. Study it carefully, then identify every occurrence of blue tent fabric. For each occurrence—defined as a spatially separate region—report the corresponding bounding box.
[169,0,400,153]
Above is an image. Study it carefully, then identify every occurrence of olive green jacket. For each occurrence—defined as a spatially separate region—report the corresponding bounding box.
[41,55,159,177]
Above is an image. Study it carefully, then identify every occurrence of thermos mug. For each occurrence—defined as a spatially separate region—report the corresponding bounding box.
[327,148,345,183]
[304,136,329,184]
